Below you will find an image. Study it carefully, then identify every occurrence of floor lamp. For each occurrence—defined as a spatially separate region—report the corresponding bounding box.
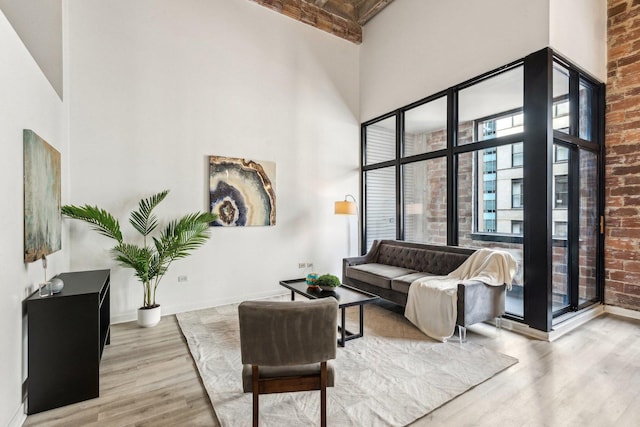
[335,194,359,256]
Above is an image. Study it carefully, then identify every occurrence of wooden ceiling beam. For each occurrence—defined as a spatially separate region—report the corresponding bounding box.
[355,0,395,25]
[249,0,395,44]
[316,0,357,22]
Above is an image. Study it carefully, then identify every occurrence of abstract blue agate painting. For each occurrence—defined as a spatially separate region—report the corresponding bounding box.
[24,129,61,262]
[209,156,276,226]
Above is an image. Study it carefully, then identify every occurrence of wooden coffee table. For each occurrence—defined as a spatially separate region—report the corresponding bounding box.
[279,279,379,347]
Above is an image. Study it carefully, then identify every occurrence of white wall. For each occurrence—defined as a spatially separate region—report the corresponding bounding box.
[66,0,360,322]
[1,2,606,424]
[549,0,607,82]
[360,0,550,121]
[0,9,68,427]
[0,0,63,99]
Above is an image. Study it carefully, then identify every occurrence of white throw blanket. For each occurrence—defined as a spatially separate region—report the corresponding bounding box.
[404,248,518,341]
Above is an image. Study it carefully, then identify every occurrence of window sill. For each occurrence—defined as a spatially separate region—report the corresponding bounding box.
[469,233,523,244]
[469,233,568,246]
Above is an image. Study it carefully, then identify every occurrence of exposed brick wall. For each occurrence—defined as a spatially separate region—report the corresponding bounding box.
[404,128,448,245]
[606,0,640,311]
[249,0,362,44]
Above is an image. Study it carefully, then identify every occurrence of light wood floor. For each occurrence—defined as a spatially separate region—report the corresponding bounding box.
[24,305,640,427]
[24,316,218,427]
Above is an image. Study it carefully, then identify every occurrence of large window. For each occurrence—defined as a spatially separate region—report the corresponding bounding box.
[361,48,603,331]
[477,112,524,141]
[365,116,395,166]
[364,167,396,250]
[553,63,570,133]
[403,158,447,245]
[459,66,524,145]
[404,96,447,156]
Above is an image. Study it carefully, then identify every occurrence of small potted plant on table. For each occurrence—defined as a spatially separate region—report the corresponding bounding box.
[315,274,341,292]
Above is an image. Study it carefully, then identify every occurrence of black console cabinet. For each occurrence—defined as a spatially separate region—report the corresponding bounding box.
[27,269,110,414]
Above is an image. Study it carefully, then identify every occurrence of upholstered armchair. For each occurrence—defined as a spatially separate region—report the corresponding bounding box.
[238,298,338,427]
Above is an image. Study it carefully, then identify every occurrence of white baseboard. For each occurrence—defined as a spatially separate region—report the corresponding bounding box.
[491,318,551,341]
[110,289,288,324]
[605,304,640,320]
[8,403,26,427]
[492,304,605,342]
[548,304,605,341]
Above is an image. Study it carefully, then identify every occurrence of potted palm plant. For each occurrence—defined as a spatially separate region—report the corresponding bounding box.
[62,190,217,327]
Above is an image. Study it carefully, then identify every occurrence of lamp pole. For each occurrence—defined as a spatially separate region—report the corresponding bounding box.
[335,194,359,256]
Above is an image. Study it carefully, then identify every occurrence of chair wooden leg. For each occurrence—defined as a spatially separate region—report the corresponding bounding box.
[320,361,327,427]
[252,365,259,427]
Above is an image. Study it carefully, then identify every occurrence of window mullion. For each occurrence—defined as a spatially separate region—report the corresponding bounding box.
[396,113,403,241]
[569,69,580,137]
[523,47,554,332]
[568,147,581,310]
[447,88,457,246]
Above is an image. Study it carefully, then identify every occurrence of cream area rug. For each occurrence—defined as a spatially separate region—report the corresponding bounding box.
[176,299,517,427]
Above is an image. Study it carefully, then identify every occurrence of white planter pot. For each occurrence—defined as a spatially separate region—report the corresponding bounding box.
[137,305,161,328]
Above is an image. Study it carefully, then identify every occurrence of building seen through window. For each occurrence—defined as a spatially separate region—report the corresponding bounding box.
[555,175,569,209]
[511,220,523,235]
[512,179,523,208]
[555,145,569,162]
[512,142,523,167]
[474,104,571,236]
[554,221,568,238]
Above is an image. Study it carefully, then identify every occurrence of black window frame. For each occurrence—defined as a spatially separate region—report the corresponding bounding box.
[360,48,604,332]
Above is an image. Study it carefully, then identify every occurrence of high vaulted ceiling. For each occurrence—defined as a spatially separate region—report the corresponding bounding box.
[250,0,395,44]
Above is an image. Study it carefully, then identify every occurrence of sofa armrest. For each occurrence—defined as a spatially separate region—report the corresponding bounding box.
[342,256,368,283]
[456,280,506,327]
[342,240,383,282]
[343,255,368,267]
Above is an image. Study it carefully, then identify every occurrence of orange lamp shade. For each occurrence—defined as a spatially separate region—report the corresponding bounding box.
[335,200,357,215]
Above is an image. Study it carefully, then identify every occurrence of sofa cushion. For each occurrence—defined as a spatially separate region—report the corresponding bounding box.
[376,244,469,275]
[422,251,469,275]
[377,246,429,270]
[346,263,416,289]
[390,272,439,294]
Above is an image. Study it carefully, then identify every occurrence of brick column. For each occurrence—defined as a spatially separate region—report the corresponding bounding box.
[606,0,640,310]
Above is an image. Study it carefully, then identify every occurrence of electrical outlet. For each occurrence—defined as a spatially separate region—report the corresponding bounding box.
[298,263,306,269]
[177,275,188,283]
[306,262,313,269]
